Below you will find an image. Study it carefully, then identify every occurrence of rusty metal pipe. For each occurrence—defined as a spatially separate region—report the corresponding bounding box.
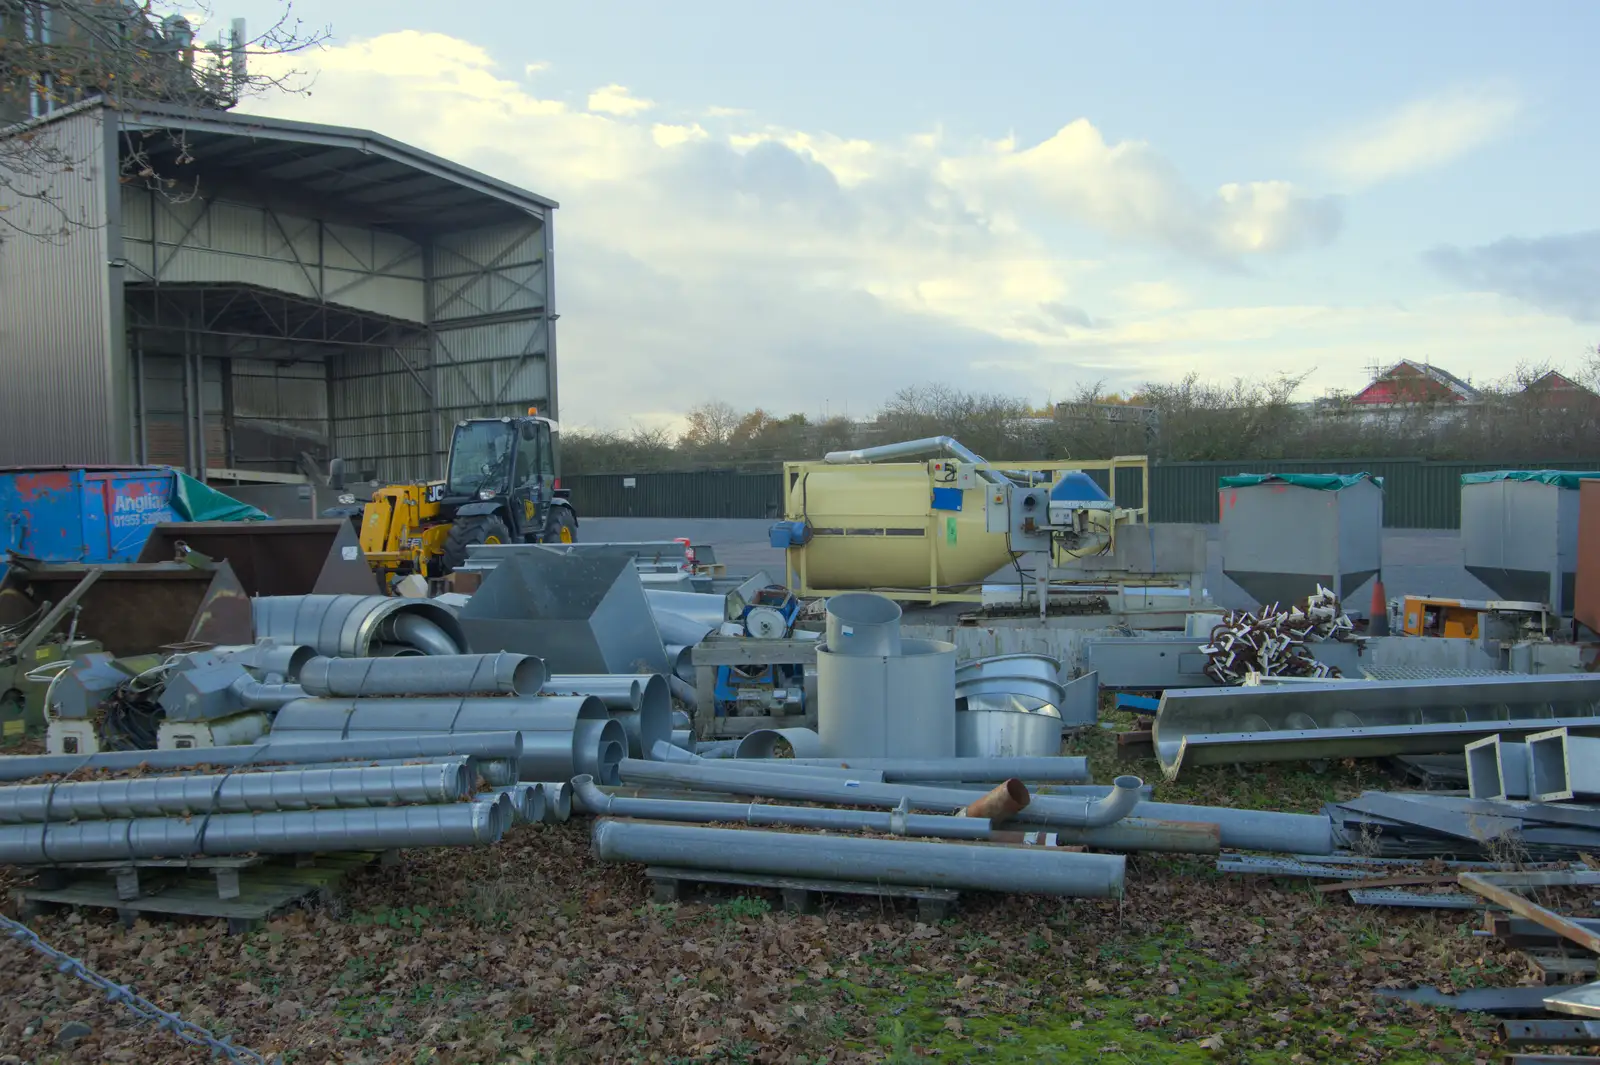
[960,778,1029,821]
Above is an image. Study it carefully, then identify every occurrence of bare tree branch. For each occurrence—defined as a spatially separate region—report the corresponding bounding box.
[0,0,330,243]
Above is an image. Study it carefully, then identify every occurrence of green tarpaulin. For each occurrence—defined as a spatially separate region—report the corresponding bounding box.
[1459,470,1600,490]
[1218,472,1382,491]
[171,473,269,522]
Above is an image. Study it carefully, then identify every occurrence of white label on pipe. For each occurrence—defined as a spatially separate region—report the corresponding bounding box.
[341,546,359,561]
[840,625,854,636]
[845,780,861,787]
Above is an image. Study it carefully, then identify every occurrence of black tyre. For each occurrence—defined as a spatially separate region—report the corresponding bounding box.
[441,513,512,572]
[541,506,578,544]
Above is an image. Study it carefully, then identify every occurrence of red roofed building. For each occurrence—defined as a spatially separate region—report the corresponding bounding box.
[1351,360,1480,407]
[1521,370,1600,410]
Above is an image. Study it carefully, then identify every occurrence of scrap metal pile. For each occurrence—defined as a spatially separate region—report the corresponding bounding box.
[1198,585,1354,684]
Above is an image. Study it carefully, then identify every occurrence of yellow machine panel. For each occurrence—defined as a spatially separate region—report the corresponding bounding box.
[1402,596,1481,639]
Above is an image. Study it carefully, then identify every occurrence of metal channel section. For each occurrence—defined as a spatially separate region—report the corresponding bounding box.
[1153,675,1600,778]
[1528,729,1600,803]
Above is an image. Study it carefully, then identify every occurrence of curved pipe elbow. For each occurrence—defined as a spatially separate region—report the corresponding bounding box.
[571,774,614,815]
[1079,775,1144,828]
[229,677,306,711]
[386,613,461,656]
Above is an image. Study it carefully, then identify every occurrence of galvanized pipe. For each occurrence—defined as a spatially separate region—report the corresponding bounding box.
[214,642,316,681]
[544,674,643,709]
[822,436,1008,488]
[248,756,518,789]
[735,728,825,759]
[544,675,671,758]
[650,742,887,781]
[0,763,473,823]
[229,677,308,711]
[536,781,572,823]
[271,694,607,735]
[0,732,525,782]
[995,819,1222,854]
[251,595,467,657]
[385,612,462,656]
[616,759,1142,827]
[0,801,510,863]
[1128,801,1332,854]
[591,818,1125,898]
[824,593,903,657]
[272,723,616,785]
[482,784,544,824]
[731,755,1091,783]
[644,591,727,631]
[572,775,994,839]
[299,654,546,698]
[667,677,698,711]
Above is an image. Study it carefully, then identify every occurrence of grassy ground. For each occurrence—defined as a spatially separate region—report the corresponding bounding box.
[0,720,1554,1064]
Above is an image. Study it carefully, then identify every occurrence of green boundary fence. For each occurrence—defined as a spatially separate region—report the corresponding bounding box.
[566,458,1600,529]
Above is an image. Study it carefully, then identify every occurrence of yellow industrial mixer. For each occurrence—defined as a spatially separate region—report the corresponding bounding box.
[772,437,1148,604]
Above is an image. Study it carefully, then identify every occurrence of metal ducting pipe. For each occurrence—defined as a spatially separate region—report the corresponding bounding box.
[0,732,525,783]
[482,784,545,824]
[735,728,825,759]
[693,740,741,759]
[573,719,627,783]
[251,595,467,658]
[649,742,888,781]
[572,775,993,839]
[214,642,315,682]
[543,674,644,709]
[731,755,1091,783]
[299,654,546,698]
[644,591,728,631]
[995,818,1222,854]
[654,610,715,648]
[1128,801,1332,855]
[0,801,510,863]
[823,593,903,657]
[384,612,462,656]
[371,645,425,657]
[665,644,695,683]
[229,677,308,712]
[669,729,696,751]
[651,739,698,764]
[592,818,1124,898]
[270,695,607,736]
[222,755,518,790]
[617,759,1142,828]
[0,763,474,823]
[545,675,672,759]
[822,436,1009,488]
[667,676,699,711]
[536,781,572,822]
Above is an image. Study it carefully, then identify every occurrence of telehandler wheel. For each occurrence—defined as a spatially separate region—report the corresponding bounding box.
[541,507,578,544]
[441,514,512,572]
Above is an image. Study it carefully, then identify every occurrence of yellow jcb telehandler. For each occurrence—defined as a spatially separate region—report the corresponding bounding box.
[326,410,577,589]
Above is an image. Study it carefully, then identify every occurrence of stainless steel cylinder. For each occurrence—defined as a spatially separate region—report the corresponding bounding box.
[816,638,956,758]
[956,708,1064,758]
[251,595,467,657]
[299,654,546,698]
[824,593,902,656]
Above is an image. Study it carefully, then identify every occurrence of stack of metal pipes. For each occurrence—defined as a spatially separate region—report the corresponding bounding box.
[0,731,576,864]
[263,653,681,784]
[577,748,1338,900]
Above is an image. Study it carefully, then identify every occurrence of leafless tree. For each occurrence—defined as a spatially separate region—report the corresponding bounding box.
[0,0,329,243]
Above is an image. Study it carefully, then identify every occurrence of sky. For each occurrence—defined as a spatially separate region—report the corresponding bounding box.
[220,0,1600,432]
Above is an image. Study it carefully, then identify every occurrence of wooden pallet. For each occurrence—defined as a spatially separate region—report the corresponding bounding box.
[645,864,959,922]
[13,851,393,934]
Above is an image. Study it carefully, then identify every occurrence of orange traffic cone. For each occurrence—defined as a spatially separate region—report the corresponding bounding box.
[1368,577,1389,636]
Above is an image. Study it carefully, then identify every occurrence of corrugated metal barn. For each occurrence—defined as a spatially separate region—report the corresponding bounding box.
[0,98,558,484]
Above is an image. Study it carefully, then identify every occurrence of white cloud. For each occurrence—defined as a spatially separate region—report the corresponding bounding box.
[240,32,1570,425]
[586,83,655,116]
[945,120,1342,260]
[524,61,550,77]
[705,105,750,118]
[1318,84,1520,185]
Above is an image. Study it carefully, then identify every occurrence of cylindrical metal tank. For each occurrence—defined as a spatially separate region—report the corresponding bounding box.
[786,464,1013,590]
[816,638,957,758]
[824,593,903,656]
[1462,471,1600,615]
[1218,473,1383,616]
[956,707,1063,758]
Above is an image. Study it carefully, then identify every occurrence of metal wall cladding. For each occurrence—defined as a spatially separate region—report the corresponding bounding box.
[431,221,547,321]
[564,471,787,518]
[330,342,438,482]
[120,188,427,323]
[0,109,119,463]
[434,319,550,415]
